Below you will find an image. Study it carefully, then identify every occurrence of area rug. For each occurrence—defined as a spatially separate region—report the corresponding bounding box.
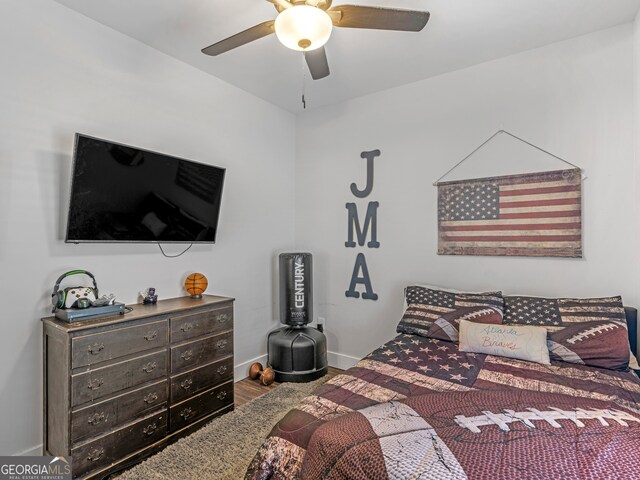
[116,376,330,480]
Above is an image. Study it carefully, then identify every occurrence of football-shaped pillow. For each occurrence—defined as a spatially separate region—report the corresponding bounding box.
[426,306,503,342]
[547,320,630,371]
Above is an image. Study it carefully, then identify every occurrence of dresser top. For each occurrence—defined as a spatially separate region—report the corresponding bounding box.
[42,294,234,333]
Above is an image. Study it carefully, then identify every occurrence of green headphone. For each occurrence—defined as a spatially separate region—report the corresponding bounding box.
[51,270,99,312]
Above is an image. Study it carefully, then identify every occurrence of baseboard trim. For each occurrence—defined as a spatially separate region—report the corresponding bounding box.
[235,351,358,380]
[234,354,268,382]
[14,444,42,456]
[327,351,360,370]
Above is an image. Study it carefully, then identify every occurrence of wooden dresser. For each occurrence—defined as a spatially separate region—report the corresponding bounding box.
[42,295,234,479]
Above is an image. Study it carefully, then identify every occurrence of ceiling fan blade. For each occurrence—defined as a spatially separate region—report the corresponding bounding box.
[329,5,430,32]
[202,20,275,56]
[305,47,330,80]
[265,0,292,10]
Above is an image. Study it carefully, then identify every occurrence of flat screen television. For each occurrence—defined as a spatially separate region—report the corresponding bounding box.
[66,134,225,244]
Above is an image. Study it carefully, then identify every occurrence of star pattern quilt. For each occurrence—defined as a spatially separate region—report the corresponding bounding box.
[245,333,640,480]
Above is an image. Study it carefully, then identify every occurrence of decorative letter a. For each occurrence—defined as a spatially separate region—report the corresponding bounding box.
[345,253,378,300]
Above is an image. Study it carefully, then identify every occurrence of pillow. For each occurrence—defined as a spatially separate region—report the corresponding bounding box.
[397,286,504,337]
[547,320,631,371]
[426,306,503,342]
[504,295,630,370]
[459,320,550,365]
[630,353,640,371]
[401,283,501,311]
[141,211,168,237]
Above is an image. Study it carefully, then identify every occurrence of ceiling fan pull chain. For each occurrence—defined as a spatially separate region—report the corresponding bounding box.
[301,52,307,109]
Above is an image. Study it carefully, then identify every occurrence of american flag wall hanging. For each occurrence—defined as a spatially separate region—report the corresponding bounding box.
[438,168,582,258]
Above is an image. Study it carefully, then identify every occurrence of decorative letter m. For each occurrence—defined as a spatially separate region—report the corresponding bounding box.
[345,201,380,248]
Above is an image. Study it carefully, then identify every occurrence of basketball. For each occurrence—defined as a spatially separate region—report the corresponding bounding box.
[185,273,208,298]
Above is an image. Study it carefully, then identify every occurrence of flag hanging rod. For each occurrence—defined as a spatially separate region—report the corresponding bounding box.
[432,129,582,186]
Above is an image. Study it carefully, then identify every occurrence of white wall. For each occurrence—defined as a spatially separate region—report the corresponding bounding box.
[635,11,640,327]
[295,25,639,366]
[0,0,295,455]
[1,0,638,459]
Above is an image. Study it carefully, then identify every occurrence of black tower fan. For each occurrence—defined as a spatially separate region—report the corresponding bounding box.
[268,253,328,382]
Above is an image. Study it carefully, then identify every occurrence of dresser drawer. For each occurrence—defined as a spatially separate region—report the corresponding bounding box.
[170,381,233,431]
[170,356,233,404]
[71,379,168,444]
[71,409,167,478]
[171,331,233,373]
[72,350,167,406]
[170,306,233,343]
[72,320,168,369]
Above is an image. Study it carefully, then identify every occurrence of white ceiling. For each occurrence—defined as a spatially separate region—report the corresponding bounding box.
[54,0,640,113]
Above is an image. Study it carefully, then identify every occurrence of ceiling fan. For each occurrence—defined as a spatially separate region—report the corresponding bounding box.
[202,0,430,80]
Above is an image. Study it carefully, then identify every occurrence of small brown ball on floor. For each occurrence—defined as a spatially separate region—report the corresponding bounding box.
[249,362,275,386]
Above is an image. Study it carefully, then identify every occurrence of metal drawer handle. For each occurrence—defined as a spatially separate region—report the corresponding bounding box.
[87,448,104,462]
[216,339,228,349]
[143,423,158,436]
[87,412,106,426]
[144,331,158,341]
[179,407,193,420]
[88,378,103,391]
[88,343,105,355]
[217,391,228,401]
[216,365,228,375]
[142,362,157,373]
[181,322,196,332]
[143,392,158,404]
[217,314,229,323]
[180,379,193,390]
[181,350,193,361]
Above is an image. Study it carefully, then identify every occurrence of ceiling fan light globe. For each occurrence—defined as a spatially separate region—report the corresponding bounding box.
[275,5,333,51]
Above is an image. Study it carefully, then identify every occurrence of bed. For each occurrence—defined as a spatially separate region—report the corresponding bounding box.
[245,301,640,480]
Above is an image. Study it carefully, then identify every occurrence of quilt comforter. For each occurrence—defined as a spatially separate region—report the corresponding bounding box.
[245,334,640,480]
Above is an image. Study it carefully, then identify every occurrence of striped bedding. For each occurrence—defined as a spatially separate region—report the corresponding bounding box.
[245,333,640,480]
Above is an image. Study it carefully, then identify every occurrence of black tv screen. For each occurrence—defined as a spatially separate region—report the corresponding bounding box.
[66,134,225,243]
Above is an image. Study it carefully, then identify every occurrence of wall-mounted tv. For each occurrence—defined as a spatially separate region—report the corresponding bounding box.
[66,134,225,244]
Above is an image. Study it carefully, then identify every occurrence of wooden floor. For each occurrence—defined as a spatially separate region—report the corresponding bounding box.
[235,367,343,407]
